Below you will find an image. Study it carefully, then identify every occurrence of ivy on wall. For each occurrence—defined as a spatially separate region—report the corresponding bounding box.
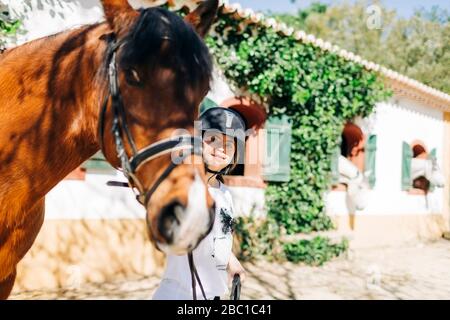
[207,12,391,235]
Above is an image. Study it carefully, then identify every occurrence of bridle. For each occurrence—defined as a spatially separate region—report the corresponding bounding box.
[98,36,211,301]
[98,37,203,208]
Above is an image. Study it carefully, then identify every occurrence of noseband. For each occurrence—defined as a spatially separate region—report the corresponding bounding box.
[98,38,203,207]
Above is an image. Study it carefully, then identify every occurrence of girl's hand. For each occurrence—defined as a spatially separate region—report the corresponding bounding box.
[227,253,246,284]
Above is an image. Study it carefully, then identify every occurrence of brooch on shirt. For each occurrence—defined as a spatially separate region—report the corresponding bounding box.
[220,208,234,234]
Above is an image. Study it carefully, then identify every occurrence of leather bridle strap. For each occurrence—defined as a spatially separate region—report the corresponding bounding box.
[188,252,207,300]
[98,37,203,207]
[129,136,202,173]
[98,38,126,156]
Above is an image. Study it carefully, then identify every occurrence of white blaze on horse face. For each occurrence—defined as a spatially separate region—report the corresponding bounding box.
[158,170,212,255]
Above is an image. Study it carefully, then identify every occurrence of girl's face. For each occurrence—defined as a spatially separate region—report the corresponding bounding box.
[202,131,236,172]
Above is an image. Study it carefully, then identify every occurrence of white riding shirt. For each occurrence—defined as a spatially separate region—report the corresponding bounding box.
[152,182,235,300]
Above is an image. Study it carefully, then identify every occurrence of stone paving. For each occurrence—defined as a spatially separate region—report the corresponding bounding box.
[10,239,450,300]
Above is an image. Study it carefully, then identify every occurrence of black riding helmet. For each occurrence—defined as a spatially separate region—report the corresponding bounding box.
[199,103,247,175]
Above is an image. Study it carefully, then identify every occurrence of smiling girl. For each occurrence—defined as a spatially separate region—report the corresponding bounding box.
[153,107,247,300]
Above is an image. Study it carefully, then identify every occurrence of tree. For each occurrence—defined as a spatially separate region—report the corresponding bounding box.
[277,2,327,30]
[275,1,450,93]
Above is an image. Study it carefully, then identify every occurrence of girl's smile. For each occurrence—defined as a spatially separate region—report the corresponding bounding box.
[203,131,236,172]
[212,149,227,160]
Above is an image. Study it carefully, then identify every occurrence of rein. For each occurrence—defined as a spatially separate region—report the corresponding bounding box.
[188,252,207,300]
[187,253,242,300]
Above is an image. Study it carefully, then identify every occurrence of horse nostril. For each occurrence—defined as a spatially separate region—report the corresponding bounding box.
[158,200,184,244]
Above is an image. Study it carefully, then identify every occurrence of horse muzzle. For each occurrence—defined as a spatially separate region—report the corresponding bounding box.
[148,173,216,255]
[154,200,215,255]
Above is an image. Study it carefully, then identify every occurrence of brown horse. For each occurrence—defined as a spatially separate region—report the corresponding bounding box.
[0,0,219,299]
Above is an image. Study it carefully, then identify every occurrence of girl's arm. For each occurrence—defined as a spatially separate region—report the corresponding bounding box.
[227,252,246,283]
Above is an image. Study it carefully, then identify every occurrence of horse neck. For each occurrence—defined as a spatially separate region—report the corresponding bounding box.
[0,24,110,204]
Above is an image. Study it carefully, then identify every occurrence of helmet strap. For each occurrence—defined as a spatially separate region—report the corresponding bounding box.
[205,165,231,185]
[206,167,225,175]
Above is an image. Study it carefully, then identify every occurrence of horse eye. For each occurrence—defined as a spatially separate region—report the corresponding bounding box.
[124,68,142,86]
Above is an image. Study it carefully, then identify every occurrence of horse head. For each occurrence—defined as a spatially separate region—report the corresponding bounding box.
[98,0,219,255]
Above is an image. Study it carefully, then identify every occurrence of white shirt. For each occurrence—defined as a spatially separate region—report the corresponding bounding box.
[152,182,235,300]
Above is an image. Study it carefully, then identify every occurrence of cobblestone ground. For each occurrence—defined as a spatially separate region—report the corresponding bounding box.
[10,239,450,300]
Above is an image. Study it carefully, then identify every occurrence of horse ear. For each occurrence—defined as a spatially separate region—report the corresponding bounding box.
[100,0,138,36]
[184,0,219,38]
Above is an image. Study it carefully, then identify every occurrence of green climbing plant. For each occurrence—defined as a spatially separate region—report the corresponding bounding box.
[283,236,349,266]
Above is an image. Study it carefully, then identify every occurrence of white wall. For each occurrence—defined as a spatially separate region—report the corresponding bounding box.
[45,170,146,220]
[326,96,445,216]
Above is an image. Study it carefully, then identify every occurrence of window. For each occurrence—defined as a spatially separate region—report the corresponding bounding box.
[401,141,442,194]
[332,122,377,190]
[341,122,365,172]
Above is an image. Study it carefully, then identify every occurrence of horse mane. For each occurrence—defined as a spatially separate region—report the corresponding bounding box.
[119,7,213,86]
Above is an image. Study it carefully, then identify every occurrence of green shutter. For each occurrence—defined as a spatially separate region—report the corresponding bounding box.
[199,97,219,114]
[364,135,377,189]
[263,115,292,182]
[428,148,437,192]
[81,151,115,171]
[331,145,340,185]
[401,142,413,191]
[429,148,437,160]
